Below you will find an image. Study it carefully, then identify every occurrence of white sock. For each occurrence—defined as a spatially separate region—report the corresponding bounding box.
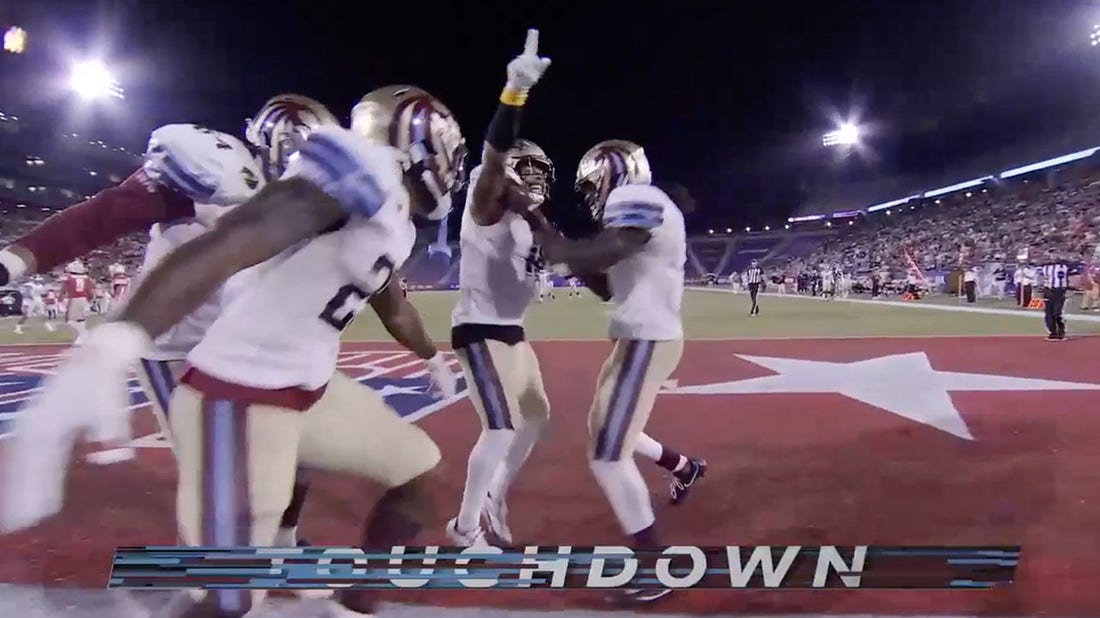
[71,321,88,340]
[457,429,515,531]
[590,459,655,535]
[633,432,663,462]
[489,417,548,500]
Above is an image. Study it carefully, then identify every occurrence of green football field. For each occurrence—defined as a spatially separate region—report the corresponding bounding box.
[2,288,1095,344]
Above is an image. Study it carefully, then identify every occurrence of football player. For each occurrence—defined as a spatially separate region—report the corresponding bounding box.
[58,259,94,342]
[0,97,338,549]
[523,139,704,604]
[3,76,469,618]
[445,140,556,546]
[108,263,130,311]
[13,275,51,334]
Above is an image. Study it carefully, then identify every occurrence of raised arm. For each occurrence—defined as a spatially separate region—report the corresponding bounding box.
[468,29,551,226]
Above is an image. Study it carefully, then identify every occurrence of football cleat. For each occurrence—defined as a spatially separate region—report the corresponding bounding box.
[481,492,513,545]
[446,517,490,548]
[670,458,707,505]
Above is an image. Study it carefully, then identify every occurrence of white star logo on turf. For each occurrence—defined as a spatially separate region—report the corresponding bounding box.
[661,352,1100,440]
[374,384,426,398]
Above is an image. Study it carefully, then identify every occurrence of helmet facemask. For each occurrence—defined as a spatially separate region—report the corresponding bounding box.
[514,158,552,205]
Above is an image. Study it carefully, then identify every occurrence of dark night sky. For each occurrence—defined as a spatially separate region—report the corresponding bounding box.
[3,0,1100,231]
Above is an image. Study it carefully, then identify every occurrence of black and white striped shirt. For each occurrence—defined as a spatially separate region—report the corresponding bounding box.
[745,267,763,285]
[1039,263,1069,290]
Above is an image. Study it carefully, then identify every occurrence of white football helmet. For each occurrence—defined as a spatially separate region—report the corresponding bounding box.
[65,260,86,275]
[245,94,340,180]
[350,85,467,221]
[575,139,652,221]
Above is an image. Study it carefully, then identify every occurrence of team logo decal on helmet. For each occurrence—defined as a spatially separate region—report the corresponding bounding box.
[246,94,339,178]
[351,85,467,221]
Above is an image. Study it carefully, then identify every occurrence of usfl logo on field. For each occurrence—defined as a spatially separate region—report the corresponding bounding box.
[0,347,467,438]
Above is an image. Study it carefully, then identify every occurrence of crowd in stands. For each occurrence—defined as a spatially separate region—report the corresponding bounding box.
[803,167,1100,277]
[0,205,148,282]
[3,162,1100,295]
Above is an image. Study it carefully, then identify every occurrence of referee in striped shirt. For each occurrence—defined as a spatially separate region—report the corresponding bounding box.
[745,259,764,316]
[1039,258,1071,341]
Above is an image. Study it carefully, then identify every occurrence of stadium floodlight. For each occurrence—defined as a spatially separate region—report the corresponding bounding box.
[822,123,860,147]
[4,27,26,53]
[69,60,125,100]
[1093,24,1100,46]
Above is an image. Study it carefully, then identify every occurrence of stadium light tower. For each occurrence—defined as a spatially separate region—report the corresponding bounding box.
[68,60,125,100]
[823,123,861,147]
[1092,23,1100,46]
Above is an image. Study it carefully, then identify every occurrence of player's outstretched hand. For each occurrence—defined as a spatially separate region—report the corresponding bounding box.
[506,29,551,93]
[0,323,144,532]
[425,353,458,399]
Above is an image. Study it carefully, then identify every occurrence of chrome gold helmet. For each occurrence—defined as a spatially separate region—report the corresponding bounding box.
[575,139,652,221]
[506,139,554,204]
[245,94,339,179]
[351,85,467,221]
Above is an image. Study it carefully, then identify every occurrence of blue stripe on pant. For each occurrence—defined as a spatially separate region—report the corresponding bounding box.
[140,358,177,416]
[594,340,656,462]
[463,342,514,430]
[201,399,251,615]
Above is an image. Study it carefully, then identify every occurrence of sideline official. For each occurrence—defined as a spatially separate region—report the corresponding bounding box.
[745,260,763,316]
[1039,259,1070,341]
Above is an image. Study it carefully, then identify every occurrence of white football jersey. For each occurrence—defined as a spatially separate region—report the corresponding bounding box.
[601,184,685,341]
[187,126,416,391]
[451,165,540,327]
[135,124,267,360]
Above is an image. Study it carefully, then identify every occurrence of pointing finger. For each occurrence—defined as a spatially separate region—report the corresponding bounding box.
[524,29,539,55]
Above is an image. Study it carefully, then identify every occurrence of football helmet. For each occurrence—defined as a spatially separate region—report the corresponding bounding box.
[575,139,652,222]
[350,85,467,221]
[65,260,85,275]
[245,94,339,179]
[506,139,554,203]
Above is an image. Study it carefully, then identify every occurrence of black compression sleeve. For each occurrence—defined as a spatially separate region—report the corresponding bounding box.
[486,103,522,152]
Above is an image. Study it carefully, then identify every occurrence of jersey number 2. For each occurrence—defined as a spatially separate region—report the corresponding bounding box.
[318,256,395,331]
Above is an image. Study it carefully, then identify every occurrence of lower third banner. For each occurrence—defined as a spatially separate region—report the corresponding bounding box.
[108,545,1019,591]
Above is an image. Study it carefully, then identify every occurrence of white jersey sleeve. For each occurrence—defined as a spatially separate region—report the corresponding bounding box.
[142,124,264,210]
[603,186,667,231]
[602,184,685,341]
[284,125,404,221]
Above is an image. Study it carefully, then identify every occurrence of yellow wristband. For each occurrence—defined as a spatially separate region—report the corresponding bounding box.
[499,86,528,107]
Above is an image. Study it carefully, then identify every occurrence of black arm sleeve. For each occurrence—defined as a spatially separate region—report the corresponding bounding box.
[486,103,522,152]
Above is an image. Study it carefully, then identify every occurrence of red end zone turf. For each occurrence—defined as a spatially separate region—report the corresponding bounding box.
[0,336,1098,616]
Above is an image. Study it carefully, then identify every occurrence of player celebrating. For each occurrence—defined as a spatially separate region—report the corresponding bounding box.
[445,105,557,544]
[3,79,468,618]
[529,139,704,604]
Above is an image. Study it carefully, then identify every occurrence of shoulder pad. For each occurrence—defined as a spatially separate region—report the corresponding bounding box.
[285,125,403,220]
[603,184,668,230]
[143,124,264,206]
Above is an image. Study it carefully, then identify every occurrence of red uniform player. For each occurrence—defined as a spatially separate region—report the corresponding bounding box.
[59,260,95,341]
